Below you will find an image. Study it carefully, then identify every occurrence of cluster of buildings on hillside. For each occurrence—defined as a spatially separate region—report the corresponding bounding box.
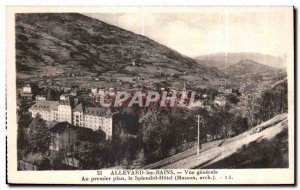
[19,84,35,101]
[21,84,114,140]
[214,94,226,107]
[22,81,237,141]
[214,87,237,107]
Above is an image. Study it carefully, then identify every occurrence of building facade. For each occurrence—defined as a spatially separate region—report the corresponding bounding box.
[57,100,72,124]
[73,104,113,140]
[23,84,32,94]
[85,108,113,139]
[60,94,70,100]
[73,103,84,128]
[29,99,113,140]
[91,88,98,94]
[29,100,59,121]
[214,94,226,107]
[35,95,46,101]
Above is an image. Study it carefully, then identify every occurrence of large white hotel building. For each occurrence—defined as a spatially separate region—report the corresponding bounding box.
[29,98,113,140]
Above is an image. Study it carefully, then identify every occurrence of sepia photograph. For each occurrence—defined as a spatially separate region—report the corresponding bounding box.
[6,6,294,184]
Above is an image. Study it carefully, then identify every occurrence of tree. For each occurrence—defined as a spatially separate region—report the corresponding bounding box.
[241,95,260,128]
[39,158,52,170]
[28,113,51,153]
[231,115,249,136]
[226,94,239,104]
[77,141,114,169]
[140,109,171,162]
[258,82,288,122]
[17,114,31,153]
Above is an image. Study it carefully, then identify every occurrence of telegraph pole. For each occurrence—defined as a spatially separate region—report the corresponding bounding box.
[196,114,201,155]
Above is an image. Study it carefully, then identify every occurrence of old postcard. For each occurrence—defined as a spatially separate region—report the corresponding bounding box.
[6,6,294,185]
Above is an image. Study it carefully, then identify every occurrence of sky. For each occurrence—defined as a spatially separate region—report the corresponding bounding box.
[85,7,292,57]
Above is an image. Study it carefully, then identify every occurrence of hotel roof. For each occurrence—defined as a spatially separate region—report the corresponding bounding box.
[85,107,112,117]
[29,100,59,111]
[73,103,84,113]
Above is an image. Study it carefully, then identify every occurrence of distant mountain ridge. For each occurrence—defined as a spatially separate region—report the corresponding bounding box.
[221,59,286,96]
[195,52,286,70]
[224,59,281,76]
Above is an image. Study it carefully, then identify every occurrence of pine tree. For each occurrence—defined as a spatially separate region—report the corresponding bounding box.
[28,113,51,153]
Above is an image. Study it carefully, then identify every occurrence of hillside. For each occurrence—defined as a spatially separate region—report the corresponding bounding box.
[195,52,286,70]
[143,113,288,169]
[16,13,226,89]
